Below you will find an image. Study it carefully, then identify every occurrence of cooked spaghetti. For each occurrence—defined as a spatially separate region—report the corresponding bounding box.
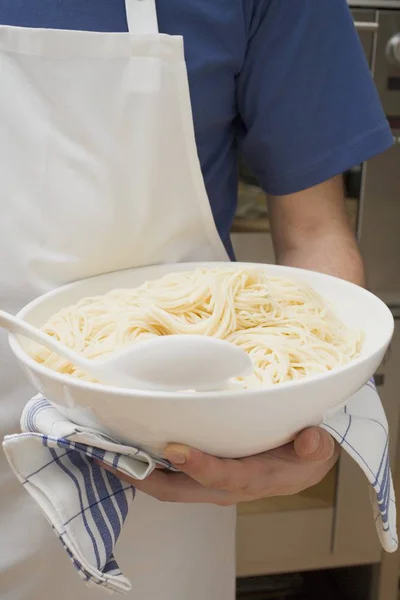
[31,266,363,389]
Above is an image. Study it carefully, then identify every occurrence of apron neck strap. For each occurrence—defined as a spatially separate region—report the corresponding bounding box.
[125,0,159,34]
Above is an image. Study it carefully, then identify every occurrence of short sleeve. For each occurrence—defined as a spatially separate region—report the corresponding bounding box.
[237,0,393,195]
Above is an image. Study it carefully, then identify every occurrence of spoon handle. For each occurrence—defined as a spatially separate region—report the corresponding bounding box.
[0,309,93,371]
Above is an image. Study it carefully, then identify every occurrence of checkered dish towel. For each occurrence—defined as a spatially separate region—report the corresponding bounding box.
[3,382,398,595]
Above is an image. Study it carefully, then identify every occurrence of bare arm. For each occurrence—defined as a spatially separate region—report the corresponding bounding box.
[268,175,366,287]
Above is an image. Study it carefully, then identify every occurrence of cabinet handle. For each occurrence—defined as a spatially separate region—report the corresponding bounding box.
[354,21,379,32]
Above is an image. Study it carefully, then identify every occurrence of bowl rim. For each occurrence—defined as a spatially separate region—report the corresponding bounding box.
[9,261,395,400]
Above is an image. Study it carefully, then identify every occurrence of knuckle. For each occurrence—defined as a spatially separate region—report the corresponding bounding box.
[234,480,251,494]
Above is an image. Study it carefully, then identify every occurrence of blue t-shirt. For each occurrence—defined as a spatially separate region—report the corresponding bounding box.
[1,1,393,255]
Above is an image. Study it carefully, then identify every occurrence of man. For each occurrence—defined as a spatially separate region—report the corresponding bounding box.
[0,1,392,600]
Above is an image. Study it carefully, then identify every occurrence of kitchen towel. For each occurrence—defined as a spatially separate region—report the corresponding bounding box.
[321,379,397,553]
[3,384,398,595]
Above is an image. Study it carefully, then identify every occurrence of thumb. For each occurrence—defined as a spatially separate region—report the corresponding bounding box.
[294,427,336,462]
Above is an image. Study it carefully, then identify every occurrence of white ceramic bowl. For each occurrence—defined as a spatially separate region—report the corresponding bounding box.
[9,262,394,459]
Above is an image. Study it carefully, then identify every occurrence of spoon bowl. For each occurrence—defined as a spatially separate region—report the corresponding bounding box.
[102,334,254,391]
[0,310,253,391]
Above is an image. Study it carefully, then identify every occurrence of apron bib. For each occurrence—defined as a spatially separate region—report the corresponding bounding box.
[0,1,235,598]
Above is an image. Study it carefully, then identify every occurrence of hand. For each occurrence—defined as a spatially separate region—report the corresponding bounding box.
[99,427,339,506]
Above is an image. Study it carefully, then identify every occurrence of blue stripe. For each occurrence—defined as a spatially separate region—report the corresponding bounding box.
[47,445,102,570]
[62,440,91,453]
[91,461,122,542]
[341,414,352,444]
[27,398,50,432]
[374,438,389,488]
[107,455,131,520]
[377,452,389,503]
[104,469,132,522]
[66,451,114,565]
[92,448,106,461]
[378,456,390,517]
[368,418,388,436]
[63,486,132,527]
[103,558,120,573]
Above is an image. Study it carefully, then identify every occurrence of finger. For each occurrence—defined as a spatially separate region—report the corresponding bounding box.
[96,460,227,504]
[164,444,252,492]
[294,427,337,462]
[134,471,228,503]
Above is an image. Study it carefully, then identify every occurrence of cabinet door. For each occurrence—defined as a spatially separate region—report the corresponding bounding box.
[236,480,336,576]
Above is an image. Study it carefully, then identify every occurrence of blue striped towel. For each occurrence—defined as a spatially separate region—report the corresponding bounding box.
[3,396,175,594]
[2,383,398,595]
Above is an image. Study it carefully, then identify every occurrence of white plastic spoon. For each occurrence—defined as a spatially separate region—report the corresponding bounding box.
[1,309,254,391]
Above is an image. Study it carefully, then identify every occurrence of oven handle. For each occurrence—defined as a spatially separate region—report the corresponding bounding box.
[354,21,379,32]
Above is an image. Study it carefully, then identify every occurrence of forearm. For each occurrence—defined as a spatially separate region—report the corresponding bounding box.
[275,232,365,287]
[268,176,366,287]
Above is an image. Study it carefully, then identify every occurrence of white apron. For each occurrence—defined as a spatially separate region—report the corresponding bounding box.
[0,1,236,599]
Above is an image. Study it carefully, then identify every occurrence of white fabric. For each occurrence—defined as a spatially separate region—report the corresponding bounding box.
[2,385,397,595]
[321,380,397,553]
[3,396,172,594]
[125,0,159,34]
[0,1,233,599]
